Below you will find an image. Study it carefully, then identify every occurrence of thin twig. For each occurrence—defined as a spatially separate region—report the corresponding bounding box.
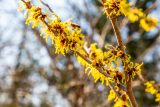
[109,16,125,52]
[39,0,53,13]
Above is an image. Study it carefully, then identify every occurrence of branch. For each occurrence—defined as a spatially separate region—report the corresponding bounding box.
[110,17,138,107]
[109,16,125,52]
[101,0,138,106]
[110,16,138,107]
[39,0,53,13]
[21,0,126,102]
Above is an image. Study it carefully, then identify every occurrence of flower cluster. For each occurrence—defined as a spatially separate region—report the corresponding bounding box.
[126,8,144,23]
[108,90,130,107]
[103,0,158,31]
[126,7,158,31]
[20,1,84,55]
[41,19,84,55]
[78,43,143,84]
[104,0,128,16]
[144,81,160,102]
[25,6,47,28]
[140,17,158,32]
[124,61,143,80]
[114,98,129,107]
[77,44,143,106]
[156,93,160,102]
[78,44,125,85]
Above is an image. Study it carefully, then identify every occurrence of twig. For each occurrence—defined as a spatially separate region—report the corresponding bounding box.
[39,0,53,13]
[144,1,159,14]
[98,21,112,48]
[109,16,125,52]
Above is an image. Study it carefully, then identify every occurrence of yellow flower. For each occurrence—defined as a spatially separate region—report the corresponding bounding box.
[85,64,109,85]
[104,0,129,16]
[54,37,69,55]
[127,8,144,23]
[111,94,129,107]
[48,19,69,37]
[25,6,46,28]
[53,30,84,55]
[89,44,105,68]
[140,17,158,31]
[40,18,85,55]
[114,99,129,107]
[77,55,90,69]
[144,81,158,95]
[108,89,116,101]
[155,93,160,102]
[124,59,143,79]
[68,29,84,52]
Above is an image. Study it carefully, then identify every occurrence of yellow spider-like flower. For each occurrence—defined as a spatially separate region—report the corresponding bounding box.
[89,44,103,60]
[108,90,129,107]
[25,6,46,28]
[114,99,129,107]
[54,29,84,55]
[89,67,109,84]
[78,57,109,85]
[127,8,144,23]
[104,0,129,16]
[78,44,113,85]
[144,81,158,95]
[125,62,143,79]
[108,89,117,101]
[68,29,84,52]
[40,19,66,42]
[89,44,104,67]
[54,36,69,55]
[48,19,69,37]
[155,93,160,102]
[140,17,158,31]
[41,18,85,55]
